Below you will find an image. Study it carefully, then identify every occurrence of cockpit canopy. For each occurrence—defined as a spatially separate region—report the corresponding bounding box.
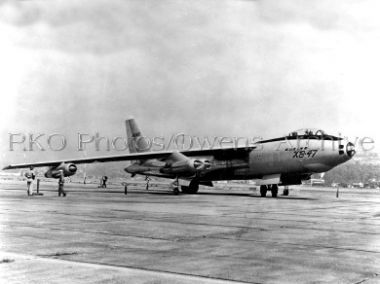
[288,128,325,137]
[287,128,342,140]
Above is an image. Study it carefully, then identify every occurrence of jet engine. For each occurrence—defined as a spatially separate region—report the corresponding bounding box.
[193,159,211,171]
[45,163,77,178]
[160,158,211,175]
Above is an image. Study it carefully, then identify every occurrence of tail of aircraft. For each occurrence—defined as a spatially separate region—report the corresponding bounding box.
[125,118,149,153]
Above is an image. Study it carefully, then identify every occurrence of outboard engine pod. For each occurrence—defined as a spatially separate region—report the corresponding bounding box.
[45,163,77,178]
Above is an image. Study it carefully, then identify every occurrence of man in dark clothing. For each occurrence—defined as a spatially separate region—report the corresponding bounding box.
[58,170,66,197]
[145,176,150,190]
[101,176,108,188]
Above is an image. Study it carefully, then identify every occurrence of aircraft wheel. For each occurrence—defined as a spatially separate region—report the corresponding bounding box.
[181,183,199,194]
[181,186,190,193]
[173,187,180,195]
[260,185,267,197]
[189,180,199,194]
[283,188,289,196]
[271,184,278,198]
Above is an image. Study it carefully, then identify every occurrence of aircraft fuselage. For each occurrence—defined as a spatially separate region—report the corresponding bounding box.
[128,134,355,187]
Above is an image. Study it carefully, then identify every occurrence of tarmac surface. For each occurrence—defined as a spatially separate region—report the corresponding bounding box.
[0,180,379,284]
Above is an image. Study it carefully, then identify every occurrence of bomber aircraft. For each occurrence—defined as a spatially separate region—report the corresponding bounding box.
[3,118,356,197]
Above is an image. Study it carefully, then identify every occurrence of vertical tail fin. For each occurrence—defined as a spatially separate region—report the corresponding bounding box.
[125,118,149,153]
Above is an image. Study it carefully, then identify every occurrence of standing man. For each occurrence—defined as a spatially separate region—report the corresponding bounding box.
[145,176,150,190]
[102,176,108,188]
[58,170,66,197]
[25,167,35,196]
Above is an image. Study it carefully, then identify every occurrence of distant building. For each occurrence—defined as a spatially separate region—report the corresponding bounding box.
[305,178,326,186]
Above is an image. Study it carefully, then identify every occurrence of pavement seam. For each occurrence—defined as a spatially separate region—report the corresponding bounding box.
[1,251,258,284]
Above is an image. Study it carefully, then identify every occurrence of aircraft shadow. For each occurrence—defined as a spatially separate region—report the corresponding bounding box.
[196,191,315,200]
[1,186,315,200]
[128,189,316,200]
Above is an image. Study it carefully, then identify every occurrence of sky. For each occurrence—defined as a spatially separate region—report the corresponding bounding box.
[1,0,380,167]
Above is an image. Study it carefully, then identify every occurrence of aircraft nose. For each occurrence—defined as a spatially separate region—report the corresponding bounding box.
[346,142,356,158]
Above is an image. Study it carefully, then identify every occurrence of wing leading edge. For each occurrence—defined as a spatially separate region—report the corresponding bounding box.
[2,146,256,170]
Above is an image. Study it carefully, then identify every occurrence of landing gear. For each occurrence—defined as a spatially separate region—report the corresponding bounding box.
[283,186,289,196]
[172,179,179,195]
[145,176,150,191]
[271,184,278,198]
[260,184,278,198]
[180,186,189,193]
[260,185,267,197]
[181,179,199,194]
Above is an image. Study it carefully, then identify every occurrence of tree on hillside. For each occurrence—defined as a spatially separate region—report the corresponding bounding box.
[324,161,380,184]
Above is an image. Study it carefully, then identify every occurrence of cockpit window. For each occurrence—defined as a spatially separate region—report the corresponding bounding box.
[258,128,342,144]
[286,128,341,140]
[288,129,324,137]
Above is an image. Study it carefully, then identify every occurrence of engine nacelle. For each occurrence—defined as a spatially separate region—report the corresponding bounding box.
[45,163,77,178]
[160,159,211,175]
[193,159,211,171]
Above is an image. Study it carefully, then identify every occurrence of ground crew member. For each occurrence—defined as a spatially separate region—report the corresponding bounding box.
[145,176,150,190]
[58,170,66,197]
[101,176,108,188]
[25,168,35,196]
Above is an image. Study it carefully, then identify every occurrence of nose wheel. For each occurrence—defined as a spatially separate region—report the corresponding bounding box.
[283,186,289,196]
[260,185,267,197]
